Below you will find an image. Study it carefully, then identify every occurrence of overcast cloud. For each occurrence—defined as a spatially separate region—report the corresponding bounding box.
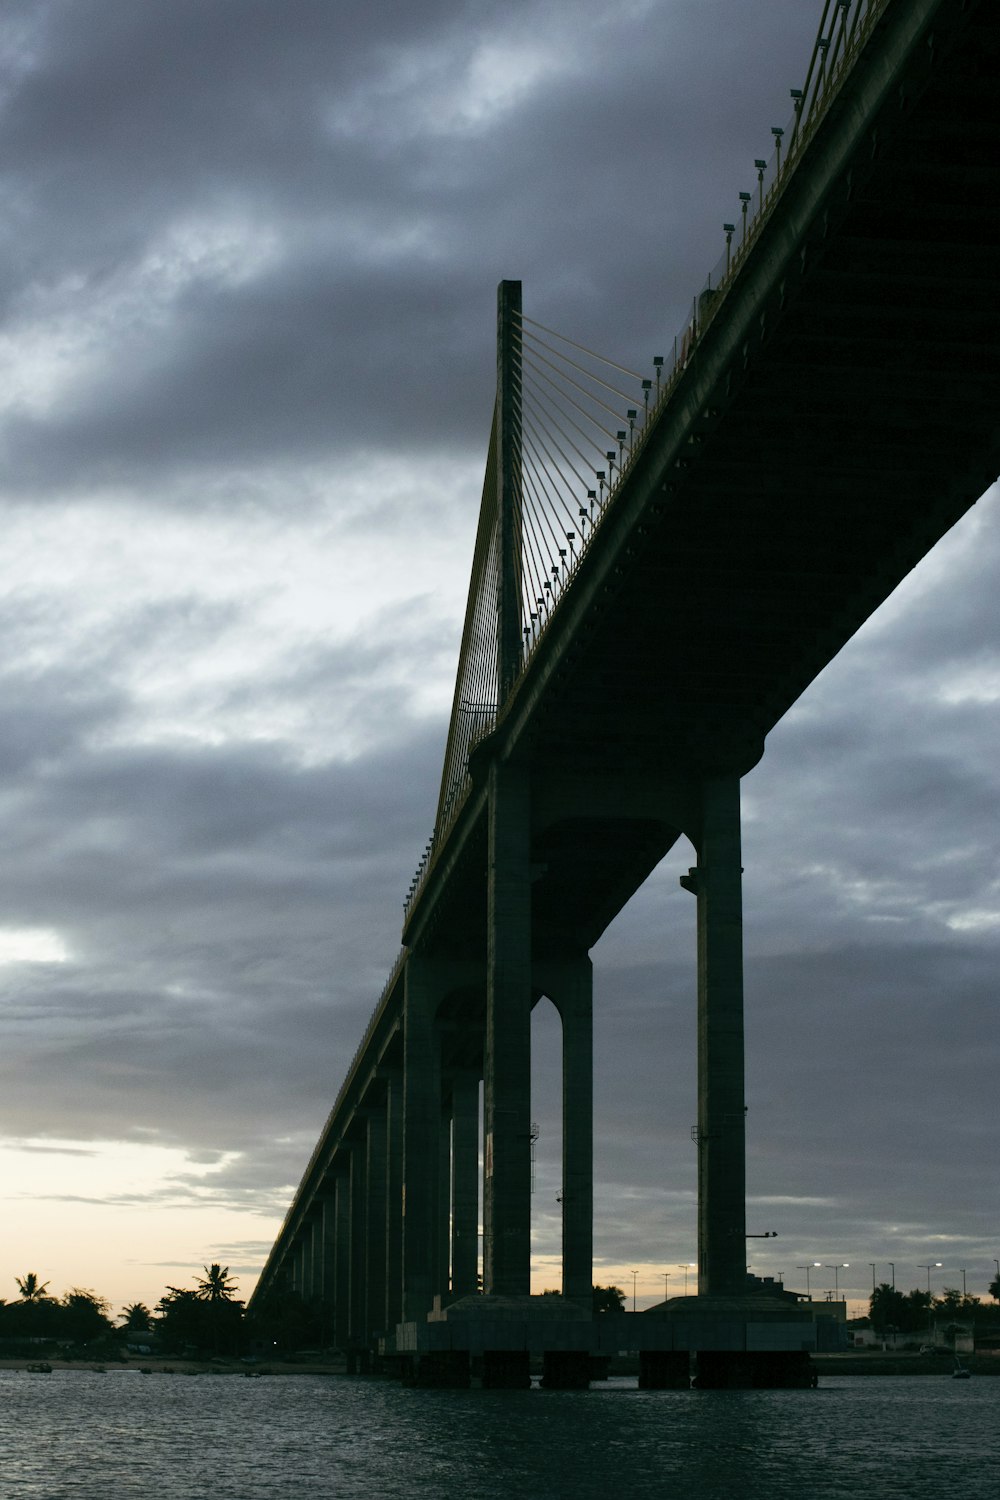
[0,0,995,1313]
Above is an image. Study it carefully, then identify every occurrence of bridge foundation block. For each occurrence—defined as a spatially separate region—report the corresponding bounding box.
[638,1350,691,1389]
[481,1350,532,1389]
[541,1349,592,1389]
[409,1350,471,1389]
[693,1350,816,1390]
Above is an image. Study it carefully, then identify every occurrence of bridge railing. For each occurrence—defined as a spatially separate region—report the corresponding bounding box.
[403,0,891,920]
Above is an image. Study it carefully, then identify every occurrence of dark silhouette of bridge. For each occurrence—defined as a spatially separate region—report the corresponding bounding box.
[250,0,1000,1387]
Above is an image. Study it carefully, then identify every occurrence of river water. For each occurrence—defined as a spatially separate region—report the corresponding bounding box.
[1,1371,996,1499]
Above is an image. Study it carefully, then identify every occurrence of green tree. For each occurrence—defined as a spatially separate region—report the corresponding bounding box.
[120,1302,152,1332]
[197,1264,239,1303]
[156,1286,208,1352]
[60,1288,113,1344]
[592,1284,626,1315]
[15,1272,50,1303]
[989,1276,1000,1304]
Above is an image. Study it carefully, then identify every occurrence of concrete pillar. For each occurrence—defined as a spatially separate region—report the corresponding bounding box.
[318,1191,337,1346]
[348,1140,368,1344]
[690,773,747,1295]
[333,1167,351,1349]
[366,1108,388,1340]
[560,957,593,1307]
[536,953,593,1306]
[402,952,442,1322]
[385,1071,404,1332]
[451,1070,481,1298]
[319,1188,338,1308]
[484,758,532,1296]
[437,1098,452,1299]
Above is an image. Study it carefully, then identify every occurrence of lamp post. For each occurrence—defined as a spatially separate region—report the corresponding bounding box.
[889,1262,895,1291]
[825,1264,849,1302]
[631,1270,638,1313]
[960,1268,967,1299]
[920,1263,943,1296]
[662,1272,670,1303]
[869,1263,877,1294]
[797,1264,821,1299]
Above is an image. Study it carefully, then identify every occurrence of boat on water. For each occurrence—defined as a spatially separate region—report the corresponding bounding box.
[26,1362,52,1374]
[952,1359,972,1380]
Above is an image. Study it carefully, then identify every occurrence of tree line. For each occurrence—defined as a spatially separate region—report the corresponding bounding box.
[868,1278,1000,1335]
[0,1264,247,1358]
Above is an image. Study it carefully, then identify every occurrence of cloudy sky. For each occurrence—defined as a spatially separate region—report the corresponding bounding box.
[0,0,996,1321]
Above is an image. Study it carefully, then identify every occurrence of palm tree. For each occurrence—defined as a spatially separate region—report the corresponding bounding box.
[15,1272,50,1303]
[196,1264,238,1303]
[120,1302,152,1331]
[195,1265,241,1357]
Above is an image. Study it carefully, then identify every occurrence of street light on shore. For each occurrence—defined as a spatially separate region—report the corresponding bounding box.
[920,1263,943,1296]
[825,1264,849,1302]
[889,1262,895,1291]
[797,1263,821,1298]
[631,1270,638,1312]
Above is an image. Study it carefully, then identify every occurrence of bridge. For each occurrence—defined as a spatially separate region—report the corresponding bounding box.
[249,0,1000,1388]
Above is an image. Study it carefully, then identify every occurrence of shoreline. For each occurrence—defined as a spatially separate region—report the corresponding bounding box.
[4,1351,999,1378]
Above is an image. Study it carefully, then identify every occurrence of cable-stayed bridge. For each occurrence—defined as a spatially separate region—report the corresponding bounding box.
[250,0,1000,1388]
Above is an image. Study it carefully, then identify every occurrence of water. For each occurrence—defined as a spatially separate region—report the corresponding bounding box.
[1,1372,996,1499]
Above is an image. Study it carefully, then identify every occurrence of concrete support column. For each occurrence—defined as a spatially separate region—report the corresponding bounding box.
[560,958,594,1307]
[333,1167,351,1349]
[303,1215,317,1301]
[691,773,747,1295]
[451,1070,481,1298]
[365,1108,388,1340]
[385,1071,404,1332]
[348,1140,368,1344]
[438,1097,454,1300]
[402,952,442,1322]
[318,1191,336,1347]
[484,758,532,1296]
[298,1233,312,1297]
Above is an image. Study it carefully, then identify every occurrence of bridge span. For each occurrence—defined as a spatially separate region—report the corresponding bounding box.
[250,0,1000,1387]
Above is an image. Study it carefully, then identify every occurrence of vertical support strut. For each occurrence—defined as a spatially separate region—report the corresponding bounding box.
[384,1071,404,1333]
[348,1140,368,1345]
[483,758,532,1295]
[690,773,747,1295]
[333,1166,350,1349]
[365,1108,388,1339]
[560,957,594,1306]
[402,953,442,1322]
[451,1070,481,1298]
[497,278,523,704]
